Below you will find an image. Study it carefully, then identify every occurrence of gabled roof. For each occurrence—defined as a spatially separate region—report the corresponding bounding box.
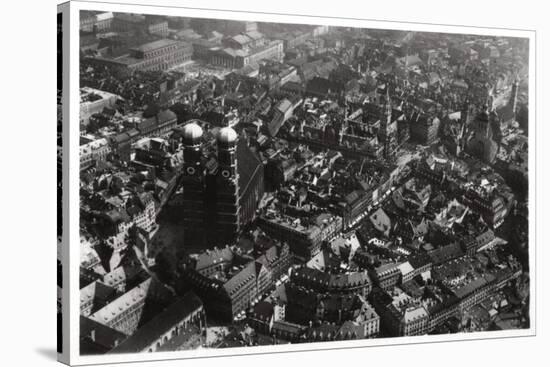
[251,301,274,321]
[80,315,127,355]
[245,30,264,41]
[403,305,428,323]
[223,261,256,296]
[398,261,415,277]
[88,277,173,333]
[108,292,203,354]
[369,208,391,235]
[231,34,252,45]
[236,138,263,199]
[80,281,119,314]
[428,243,464,265]
[194,247,234,272]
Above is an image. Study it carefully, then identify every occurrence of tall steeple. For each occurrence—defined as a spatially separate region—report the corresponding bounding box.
[214,126,240,245]
[380,88,396,159]
[182,122,204,174]
[217,127,238,179]
[510,77,519,114]
[386,88,392,116]
[181,122,206,252]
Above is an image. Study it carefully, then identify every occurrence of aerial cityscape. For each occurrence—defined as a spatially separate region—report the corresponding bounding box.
[76,11,530,355]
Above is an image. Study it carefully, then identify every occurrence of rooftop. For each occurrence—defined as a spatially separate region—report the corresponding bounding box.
[132,39,179,53]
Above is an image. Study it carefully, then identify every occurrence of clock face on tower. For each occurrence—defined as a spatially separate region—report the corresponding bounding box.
[221,169,231,178]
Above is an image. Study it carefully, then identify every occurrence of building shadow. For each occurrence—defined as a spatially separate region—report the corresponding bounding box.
[35,348,57,361]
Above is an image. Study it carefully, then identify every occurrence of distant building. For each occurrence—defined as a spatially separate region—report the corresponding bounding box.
[258,213,343,261]
[147,20,169,38]
[384,290,429,337]
[409,111,440,145]
[80,11,113,33]
[208,40,284,69]
[466,106,501,164]
[80,137,111,171]
[462,187,513,228]
[378,90,399,159]
[111,13,146,32]
[370,263,401,291]
[135,109,178,138]
[291,267,372,298]
[80,87,121,126]
[90,39,193,72]
[266,98,298,137]
[496,78,520,126]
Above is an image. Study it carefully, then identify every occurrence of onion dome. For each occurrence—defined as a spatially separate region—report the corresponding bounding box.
[217,126,238,148]
[182,122,203,146]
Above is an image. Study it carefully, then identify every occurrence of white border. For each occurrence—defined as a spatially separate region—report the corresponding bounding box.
[66,1,537,365]
[58,2,72,364]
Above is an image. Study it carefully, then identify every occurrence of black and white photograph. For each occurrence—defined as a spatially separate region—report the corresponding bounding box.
[75,5,533,360]
[6,0,550,366]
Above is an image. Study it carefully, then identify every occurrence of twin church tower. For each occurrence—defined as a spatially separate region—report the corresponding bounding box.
[179,122,264,249]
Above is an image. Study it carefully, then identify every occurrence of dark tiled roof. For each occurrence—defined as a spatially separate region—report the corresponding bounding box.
[223,261,256,296]
[80,316,127,355]
[108,292,203,354]
[408,252,432,269]
[306,77,342,96]
[157,109,177,124]
[236,138,263,199]
[428,243,465,265]
[194,246,234,272]
[80,281,119,314]
[272,320,305,334]
[496,104,515,122]
[452,274,496,299]
[292,267,371,291]
[251,301,274,321]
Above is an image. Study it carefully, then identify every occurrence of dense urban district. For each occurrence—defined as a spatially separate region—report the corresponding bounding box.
[74,11,530,355]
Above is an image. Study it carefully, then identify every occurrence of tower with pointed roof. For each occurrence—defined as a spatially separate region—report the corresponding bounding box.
[510,77,519,115]
[378,89,398,159]
[181,122,207,250]
[466,105,499,164]
[214,127,241,244]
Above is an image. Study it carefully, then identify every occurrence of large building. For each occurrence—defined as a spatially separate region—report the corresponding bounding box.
[108,292,205,354]
[370,263,401,291]
[258,213,343,262]
[290,266,372,298]
[88,277,174,336]
[180,122,264,248]
[409,111,441,146]
[80,87,121,126]
[80,137,111,171]
[182,242,290,321]
[80,11,113,33]
[90,39,193,72]
[208,35,284,69]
